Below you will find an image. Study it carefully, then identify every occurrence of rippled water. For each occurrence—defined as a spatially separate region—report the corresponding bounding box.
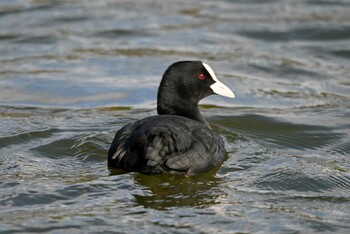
[1,0,350,233]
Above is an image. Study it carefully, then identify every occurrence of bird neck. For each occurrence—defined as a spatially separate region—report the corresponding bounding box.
[157,99,210,128]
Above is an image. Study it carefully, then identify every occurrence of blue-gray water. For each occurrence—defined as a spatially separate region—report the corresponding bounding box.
[1,0,350,233]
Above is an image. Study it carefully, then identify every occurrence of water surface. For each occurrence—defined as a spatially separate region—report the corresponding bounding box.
[0,0,350,233]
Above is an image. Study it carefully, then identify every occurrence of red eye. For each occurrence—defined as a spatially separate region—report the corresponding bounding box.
[198,74,205,80]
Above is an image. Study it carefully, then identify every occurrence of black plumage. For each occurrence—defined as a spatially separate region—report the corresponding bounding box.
[108,61,234,175]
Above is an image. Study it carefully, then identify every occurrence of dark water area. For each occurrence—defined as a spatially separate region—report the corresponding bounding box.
[0,0,350,233]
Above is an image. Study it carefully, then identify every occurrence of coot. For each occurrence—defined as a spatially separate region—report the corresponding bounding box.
[108,61,235,175]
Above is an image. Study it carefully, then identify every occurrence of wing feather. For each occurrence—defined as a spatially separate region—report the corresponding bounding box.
[108,115,225,174]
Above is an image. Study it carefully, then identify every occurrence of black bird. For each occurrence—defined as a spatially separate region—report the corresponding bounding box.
[108,61,235,175]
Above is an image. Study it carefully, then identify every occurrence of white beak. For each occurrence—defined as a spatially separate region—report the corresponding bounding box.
[210,80,235,98]
[203,63,235,98]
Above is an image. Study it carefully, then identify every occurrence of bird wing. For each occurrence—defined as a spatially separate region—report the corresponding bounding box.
[164,126,225,174]
[108,115,224,174]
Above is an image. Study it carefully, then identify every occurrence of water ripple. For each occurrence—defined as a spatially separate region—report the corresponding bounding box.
[238,26,350,42]
[254,168,350,195]
[213,114,345,151]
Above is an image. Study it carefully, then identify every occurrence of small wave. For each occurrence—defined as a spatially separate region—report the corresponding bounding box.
[330,50,350,60]
[0,128,60,148]
[214,114,345,151]
[238,26,350,42]
[93,29,155,39]
[14,35,58,44]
